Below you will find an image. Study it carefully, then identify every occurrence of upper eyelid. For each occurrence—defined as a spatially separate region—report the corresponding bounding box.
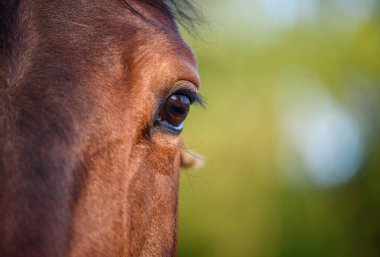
[170,80,197,94]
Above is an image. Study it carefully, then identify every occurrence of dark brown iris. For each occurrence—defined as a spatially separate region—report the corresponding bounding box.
[158,94,191,127]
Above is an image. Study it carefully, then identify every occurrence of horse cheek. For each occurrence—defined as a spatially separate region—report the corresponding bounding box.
[126,142,180,257]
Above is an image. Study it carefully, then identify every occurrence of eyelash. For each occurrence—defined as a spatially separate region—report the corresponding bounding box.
[174,89,204,107]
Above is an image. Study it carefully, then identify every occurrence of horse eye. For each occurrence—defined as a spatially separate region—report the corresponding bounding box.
[156,94,192,134]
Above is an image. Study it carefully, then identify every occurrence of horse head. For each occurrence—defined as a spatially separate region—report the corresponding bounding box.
[0,1,202,256]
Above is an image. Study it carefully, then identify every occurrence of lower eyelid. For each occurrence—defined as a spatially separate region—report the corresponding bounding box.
[157,120,184,134]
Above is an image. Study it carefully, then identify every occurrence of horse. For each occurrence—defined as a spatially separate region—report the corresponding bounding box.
[0,1,202,256]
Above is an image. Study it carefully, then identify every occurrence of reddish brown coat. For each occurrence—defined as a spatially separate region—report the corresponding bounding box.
[0,1,201,256]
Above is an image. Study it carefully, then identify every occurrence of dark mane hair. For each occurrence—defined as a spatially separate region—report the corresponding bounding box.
[124,0,203,31]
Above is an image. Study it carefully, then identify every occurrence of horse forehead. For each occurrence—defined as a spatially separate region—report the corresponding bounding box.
[123,2,198,70]
[134,33,197,69]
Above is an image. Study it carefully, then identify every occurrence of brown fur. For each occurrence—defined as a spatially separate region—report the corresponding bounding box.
[0,1,200,256]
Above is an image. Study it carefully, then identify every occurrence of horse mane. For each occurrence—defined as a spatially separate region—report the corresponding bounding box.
[124,0,203,31]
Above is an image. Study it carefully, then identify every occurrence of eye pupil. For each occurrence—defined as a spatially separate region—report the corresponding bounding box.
[158,94,191,129]
[169,105,186,115]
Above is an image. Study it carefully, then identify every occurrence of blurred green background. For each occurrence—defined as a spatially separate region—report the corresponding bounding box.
[178,1,380,257]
